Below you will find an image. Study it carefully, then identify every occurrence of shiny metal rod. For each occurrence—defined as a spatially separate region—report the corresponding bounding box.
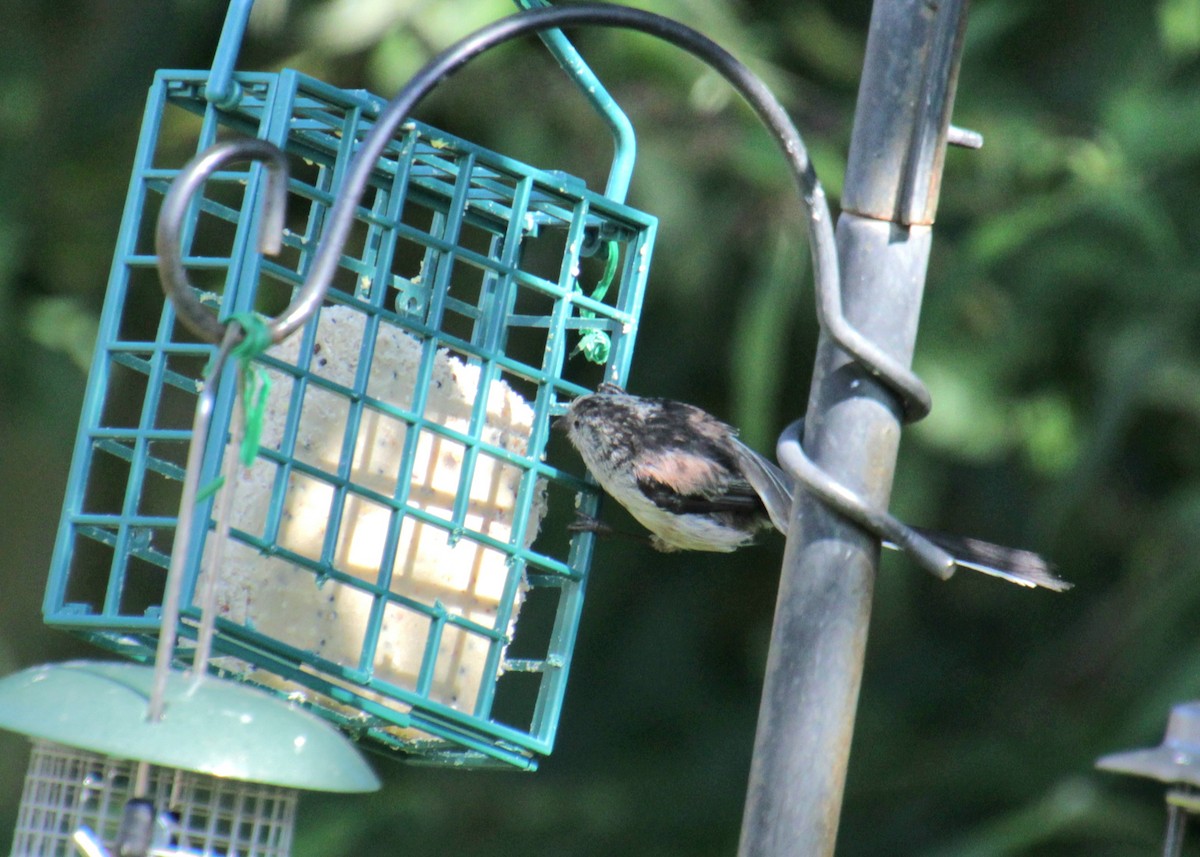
[146,329,238,723]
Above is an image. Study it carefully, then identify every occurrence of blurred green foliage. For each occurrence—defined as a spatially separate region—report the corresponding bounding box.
[3,0,1200,854]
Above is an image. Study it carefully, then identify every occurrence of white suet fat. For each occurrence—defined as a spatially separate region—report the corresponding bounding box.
[204,305,547,733]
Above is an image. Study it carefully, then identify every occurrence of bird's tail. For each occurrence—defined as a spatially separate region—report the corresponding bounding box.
[909,528,1072,591]
[732,438,1071,591]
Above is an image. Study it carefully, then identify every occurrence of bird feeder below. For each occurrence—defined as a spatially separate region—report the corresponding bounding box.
[1096,700,1200,857]
[0,660,379,857]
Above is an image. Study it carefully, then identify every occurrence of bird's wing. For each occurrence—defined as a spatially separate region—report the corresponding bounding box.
[634,446,732,499]
[637,475,764,515]
[634,441,768,516]
[730,439,795,535]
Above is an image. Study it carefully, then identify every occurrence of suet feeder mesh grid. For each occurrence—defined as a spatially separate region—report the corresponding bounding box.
[14,740,297,857]
[43,39,656,767]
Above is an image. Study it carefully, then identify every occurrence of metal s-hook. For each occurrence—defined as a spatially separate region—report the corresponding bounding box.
[151,6,947,594]
[152,140,311,715]
[155,138,302,344]
[159,6,939,567]
[172,6,933,420]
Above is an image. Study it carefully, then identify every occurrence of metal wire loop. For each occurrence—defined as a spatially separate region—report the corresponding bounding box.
[154,5,937,574]
[332,5,934,569]
[775,419,955,580]
[161,5,931,419]
[190,6,934,416]
[155,138,297,344]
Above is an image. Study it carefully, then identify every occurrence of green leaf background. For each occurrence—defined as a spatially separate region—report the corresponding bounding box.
[3,1,1200,854]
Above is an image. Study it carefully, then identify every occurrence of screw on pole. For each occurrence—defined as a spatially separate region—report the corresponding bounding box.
[736,1,972,854]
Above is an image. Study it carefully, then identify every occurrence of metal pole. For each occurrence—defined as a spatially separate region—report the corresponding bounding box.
[1163,803,1186,857]
[1162,788,1199,857]
[737,1,972,854]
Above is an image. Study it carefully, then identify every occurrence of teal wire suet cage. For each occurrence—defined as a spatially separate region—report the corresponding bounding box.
[43,0,656,770]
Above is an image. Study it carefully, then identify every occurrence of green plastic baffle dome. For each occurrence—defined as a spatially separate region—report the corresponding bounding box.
[0,660,379,857]
[42,0,655,770]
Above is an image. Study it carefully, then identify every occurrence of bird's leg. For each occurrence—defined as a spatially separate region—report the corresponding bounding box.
[567,513,652,546]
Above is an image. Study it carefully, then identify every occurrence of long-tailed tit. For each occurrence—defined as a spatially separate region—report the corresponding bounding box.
[561,384,1070,591]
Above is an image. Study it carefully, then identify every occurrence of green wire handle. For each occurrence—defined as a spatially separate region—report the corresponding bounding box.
[571,240,619,364]
[513,0,636,201]
[208,0,636,202]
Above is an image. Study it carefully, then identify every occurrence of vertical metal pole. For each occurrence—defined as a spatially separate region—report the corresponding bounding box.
[737,1,971,855]
[1163,802,1186,857]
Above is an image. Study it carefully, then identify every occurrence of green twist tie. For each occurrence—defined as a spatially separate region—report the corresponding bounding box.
[195,475,226,503]
[227,312,274,466]
[571,241,619,365]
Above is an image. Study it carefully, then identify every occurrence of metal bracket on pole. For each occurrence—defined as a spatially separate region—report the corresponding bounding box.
[737,1,972,854]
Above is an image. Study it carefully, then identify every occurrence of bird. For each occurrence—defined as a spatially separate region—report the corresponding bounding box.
[560,383,1070,591]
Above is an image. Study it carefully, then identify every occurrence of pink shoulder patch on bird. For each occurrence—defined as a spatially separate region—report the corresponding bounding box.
[636,450,725,497]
